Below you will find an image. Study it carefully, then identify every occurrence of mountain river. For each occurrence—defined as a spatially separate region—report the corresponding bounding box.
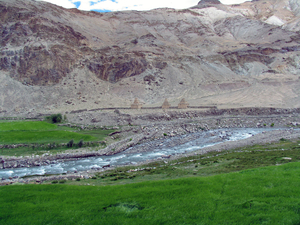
[0,128,278,179]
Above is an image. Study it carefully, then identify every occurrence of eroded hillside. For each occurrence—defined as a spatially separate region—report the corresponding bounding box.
[0,0,300,115]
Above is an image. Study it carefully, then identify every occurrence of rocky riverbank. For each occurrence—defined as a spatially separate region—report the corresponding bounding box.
[0,110,300,185]
[1,127,300,186]
[1,112,299,170]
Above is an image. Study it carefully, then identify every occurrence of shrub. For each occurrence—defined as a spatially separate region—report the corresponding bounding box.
[49,142,56,149]
[46,114,62,123]
[76,178,81,181]
[271,123,275,127]
[78,139,84,148]
[163,133,168,136]
[59,180,66,184]
[67,139,74,148]
[51,180,58,184]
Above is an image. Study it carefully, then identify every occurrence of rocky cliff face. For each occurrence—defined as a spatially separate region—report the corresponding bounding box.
[0,0,300,115]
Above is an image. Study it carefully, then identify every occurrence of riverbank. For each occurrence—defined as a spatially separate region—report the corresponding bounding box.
[1,112,299,169]
[0,109,300,184]
[1,127,300,185]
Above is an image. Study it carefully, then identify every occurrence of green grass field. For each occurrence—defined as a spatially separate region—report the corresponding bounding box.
[0,121,57,131]
[1,121,300,224]
[1,162,300,224]
[0,121,115,155]
[0,130,97,144]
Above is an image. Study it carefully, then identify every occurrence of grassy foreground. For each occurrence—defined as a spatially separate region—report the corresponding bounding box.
[1,162,300,224]
[1,121,300,224]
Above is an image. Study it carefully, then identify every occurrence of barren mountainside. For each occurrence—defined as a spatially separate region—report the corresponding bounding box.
[1,0,300,115]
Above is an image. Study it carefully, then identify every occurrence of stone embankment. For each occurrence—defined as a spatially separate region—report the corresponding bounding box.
[66,107,300,126]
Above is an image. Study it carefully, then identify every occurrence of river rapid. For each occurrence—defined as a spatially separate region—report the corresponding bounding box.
[0,128,277,179]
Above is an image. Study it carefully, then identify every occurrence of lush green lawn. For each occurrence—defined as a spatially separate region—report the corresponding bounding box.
[0,121,97,145]
[1,162,300,224]
[0,130,97,144]
[0,121,57,131]
[0,121,115,155]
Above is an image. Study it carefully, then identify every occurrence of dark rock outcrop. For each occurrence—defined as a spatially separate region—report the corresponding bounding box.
[88,53,148,83]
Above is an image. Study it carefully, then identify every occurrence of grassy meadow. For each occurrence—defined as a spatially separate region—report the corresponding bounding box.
[1,120,300,224]
[0,120,115,156]
[0,130,97,144]
[1,162,300,224]
[0,121,57,131]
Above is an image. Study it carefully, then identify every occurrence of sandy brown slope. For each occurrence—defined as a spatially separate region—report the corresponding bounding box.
[0,0,300,116]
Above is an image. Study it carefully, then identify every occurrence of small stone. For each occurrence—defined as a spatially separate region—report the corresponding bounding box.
[282,157,292,160]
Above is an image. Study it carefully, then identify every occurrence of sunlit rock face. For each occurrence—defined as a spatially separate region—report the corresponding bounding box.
[0,0,300,113]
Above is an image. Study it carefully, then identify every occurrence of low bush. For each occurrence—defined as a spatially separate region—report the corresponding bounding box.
[46,114,62,124]
[78,139,84,148]
[67,139,74,148]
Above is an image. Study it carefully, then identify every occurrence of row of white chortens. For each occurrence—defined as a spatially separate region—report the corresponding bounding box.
[131,98,189,109]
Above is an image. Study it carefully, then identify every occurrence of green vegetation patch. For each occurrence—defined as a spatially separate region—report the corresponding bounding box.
[0,121,98,145]
[2,162,300,224]
[0,130,97,144]
[0,121,115,155]
[0,121,57,131]
[77,129,115,140]
[45,114,62,123]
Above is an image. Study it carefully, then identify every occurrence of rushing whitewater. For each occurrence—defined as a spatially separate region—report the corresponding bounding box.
[0,128,275,179]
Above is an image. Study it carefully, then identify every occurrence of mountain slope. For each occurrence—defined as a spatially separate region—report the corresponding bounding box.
[0,0,300,115]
